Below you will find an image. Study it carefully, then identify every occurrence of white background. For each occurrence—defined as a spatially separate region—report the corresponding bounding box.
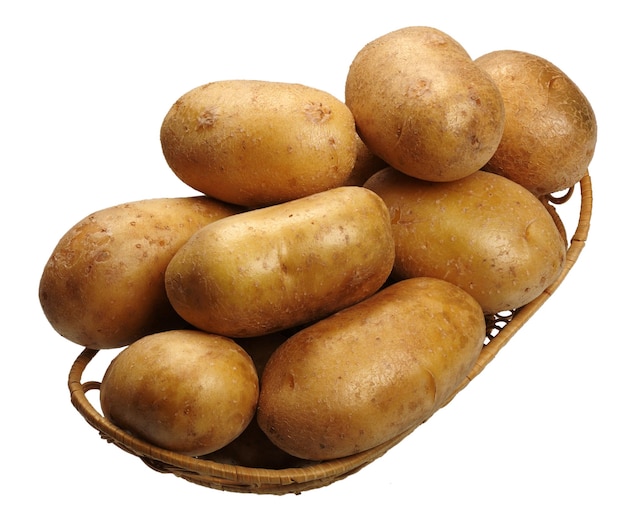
[2,1,623,517]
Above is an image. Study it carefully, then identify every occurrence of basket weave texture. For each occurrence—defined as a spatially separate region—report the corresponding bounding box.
[68,173,593,495]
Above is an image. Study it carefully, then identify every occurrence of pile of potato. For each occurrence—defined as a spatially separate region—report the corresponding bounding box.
[39,27,596,465]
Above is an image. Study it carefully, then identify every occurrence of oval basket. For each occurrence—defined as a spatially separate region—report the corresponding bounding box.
[68,172,593,495]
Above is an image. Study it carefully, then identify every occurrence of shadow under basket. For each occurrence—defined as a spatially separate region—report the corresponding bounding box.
[68,173,593,495]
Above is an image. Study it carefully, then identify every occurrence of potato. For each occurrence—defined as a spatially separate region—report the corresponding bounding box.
[204,332,311,469]
[203,417,310,469]
[364,168,566,314]
[475,50,597,196]
[257,277,486,460]
[343,133,388,186]
[236,332,290,377]
[160,80,358,207]
[345,26,504,182]
[100,330,259,457]
[165,186,395,337]
[39,196,238,349]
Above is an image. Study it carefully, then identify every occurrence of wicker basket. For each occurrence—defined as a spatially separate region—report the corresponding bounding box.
[68,172,593,495]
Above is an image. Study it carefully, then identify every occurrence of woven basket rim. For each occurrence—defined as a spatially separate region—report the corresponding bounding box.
[67,172,593,494]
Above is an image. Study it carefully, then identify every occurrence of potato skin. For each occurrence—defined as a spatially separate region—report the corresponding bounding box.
[475,50,597,196]
[165,186,395,338]
[100,330,259,457]
[343,133,388,186]
[257,277,486,460]
[345,26,504,182]
[364,168,566,314]
[160,80,358,207]
[39,196,238,349]
[205,332,311,469]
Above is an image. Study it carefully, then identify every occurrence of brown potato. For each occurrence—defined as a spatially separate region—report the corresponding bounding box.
[257,277,486,460]
[343,133,388,186]
[39,196,238,349]
[160,80,358,207]
[475,50,597,196]
[205,332,311,469]
[345,26,504,182]
[100,330,259,457]
[165,186,395,337]
[364,168,566,314]
[236,332,291,382]
[203,417,310,469]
